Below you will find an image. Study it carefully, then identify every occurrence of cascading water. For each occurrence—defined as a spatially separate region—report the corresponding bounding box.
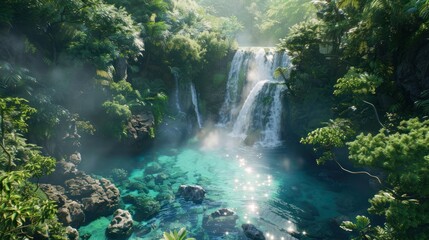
[171,68,183,114]
[220,47,291,147]
[190,82,203,128]
[218,49,246,124]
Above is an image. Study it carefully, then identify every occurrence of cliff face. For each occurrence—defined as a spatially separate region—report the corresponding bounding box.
[396,37,429,101]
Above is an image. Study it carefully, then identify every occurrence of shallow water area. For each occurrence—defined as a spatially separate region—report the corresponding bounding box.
[79,129,374,240]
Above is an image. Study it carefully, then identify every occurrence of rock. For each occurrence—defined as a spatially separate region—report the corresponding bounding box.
[40,184,84,227]
[110,168,129,182]
[203,209,239,235]
[155,191,175,203]
[241,224,265,240]
[210,208,235,218]
[66,226,79,240]
[114,57,128,81]
[396,41,429,101]
[65,175,120,220]
[127,112,155,140]
[177,185,206,204]
[123,195,160,221]
[81,233,92,240]
[144,162,162,175]
[155,173,169,185]
[58,200,85,227]
[40,184,67,204]
[106,209,134,239]
[57,160,79,177]
[69,152,82,165]
[126,181,149,193]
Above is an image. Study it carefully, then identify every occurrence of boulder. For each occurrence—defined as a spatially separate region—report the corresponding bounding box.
[106,209,134,239]
[56,160,79,178]
[39,184,67,204]
[40,184,84,227]
[241,224,265,240]
[177,185,206,204]
[69,152,82,165]
[58,200,85,227]
[126,181,149,193]
[203,209,239,235]
[110,168,129,182]
[127,112,154,140]
[144,162,162,175]
[65,175,120,220]
[123,195,160,221]
[66,226,79,240]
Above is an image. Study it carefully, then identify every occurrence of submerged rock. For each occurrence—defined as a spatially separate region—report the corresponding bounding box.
[177,185,206,204]
[106,209,134,239]
[242,224,265,240]
[123,195,160,221]
[203,209,239,235]
[126,181,149,193]
[144,162,162,175]
[110,168,129,182]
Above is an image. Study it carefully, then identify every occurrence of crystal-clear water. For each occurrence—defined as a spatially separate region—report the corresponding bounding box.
[79,48,372,240]
[79,130,374,240]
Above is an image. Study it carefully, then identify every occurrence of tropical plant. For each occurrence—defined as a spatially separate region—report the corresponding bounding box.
[347,118,429,239]
[0,97,65,239]
[161,228,196,240]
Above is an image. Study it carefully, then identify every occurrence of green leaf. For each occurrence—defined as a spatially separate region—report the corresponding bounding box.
[340,221,356,231]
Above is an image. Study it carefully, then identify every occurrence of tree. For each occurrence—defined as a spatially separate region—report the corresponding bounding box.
[0,97,65,239]
[346,118,429,239]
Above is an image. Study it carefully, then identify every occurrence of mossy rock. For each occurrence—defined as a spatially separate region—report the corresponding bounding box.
[123,195,160,221]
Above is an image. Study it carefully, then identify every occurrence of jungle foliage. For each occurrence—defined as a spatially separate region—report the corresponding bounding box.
[0,0,241,238]
[289,0,429,238]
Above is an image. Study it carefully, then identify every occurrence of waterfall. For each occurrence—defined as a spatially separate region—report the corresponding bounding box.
[190,82,203,128]
[219,47,291,147]
[171,68,183,114]
[218,49,246,124]
[231,80,269,138]
[259,84,285,147]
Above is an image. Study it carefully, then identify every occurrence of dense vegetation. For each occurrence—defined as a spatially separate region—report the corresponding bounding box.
[0,0,240,238]
[1,0,429,239]
[282,0,429,238]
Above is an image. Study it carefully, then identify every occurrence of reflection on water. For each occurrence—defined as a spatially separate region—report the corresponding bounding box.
[79,130,374,240]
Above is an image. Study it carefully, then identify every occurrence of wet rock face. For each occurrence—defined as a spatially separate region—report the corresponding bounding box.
[106,209,134,239]
[177,185,206,204]
[396,41,429,101]
[242,224,266,240]
[127,112,155,140]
